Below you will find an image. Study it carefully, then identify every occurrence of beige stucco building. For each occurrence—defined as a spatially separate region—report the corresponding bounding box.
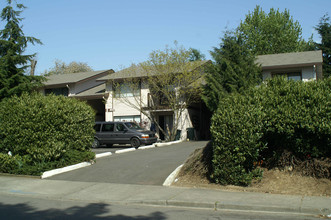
[256,50,323,81]
[41,50,324,141]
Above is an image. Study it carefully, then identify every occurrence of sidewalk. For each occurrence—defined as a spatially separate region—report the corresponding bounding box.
[0,176,330,216]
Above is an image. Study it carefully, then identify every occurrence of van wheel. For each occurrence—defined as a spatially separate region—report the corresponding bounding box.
[131,137,140,149]
[92,138,100,148]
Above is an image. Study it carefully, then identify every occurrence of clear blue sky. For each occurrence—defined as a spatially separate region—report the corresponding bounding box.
[1,0,330,74]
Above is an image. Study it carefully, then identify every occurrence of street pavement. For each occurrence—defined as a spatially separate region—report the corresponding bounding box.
[0,141,330,218]
[0,175,330,218]
[0,193,321,220]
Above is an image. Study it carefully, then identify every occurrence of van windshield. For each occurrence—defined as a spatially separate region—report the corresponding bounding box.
[124,122,142,130]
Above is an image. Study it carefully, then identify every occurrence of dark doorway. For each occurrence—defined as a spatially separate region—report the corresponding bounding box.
[158,114,173,140]
[86,99,105,121]
[159,115,165,140]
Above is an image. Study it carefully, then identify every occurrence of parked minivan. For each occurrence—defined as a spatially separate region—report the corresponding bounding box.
[92,121,157,148]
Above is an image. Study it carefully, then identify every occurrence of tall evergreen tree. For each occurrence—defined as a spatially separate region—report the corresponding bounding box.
[315,14,331,78]
[202,32,261,112]
[0,0,43,100]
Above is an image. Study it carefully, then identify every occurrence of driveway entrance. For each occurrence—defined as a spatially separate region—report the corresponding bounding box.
[48,141,208,186]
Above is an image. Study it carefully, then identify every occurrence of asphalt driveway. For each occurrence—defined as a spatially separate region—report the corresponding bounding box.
[48,141,209,185]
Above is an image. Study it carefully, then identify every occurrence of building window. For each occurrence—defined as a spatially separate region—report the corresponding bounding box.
[114,82,140,98]
[114,115,141,123]
[45,87,69,96]
[272,72,302,81]
[287,73,302,81]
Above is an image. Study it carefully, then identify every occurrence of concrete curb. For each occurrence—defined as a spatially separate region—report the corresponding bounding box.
[138,144,156,150]
[155,140,183,147]
[115,148,136,154]
[136,200,323,215]
[41,161,93,179]
[163,164,183,186]
[95,152,112,158]
[42,152,111,179]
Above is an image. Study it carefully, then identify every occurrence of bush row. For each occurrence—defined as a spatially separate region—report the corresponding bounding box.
[210,77,331,186]
[0,93,96,175]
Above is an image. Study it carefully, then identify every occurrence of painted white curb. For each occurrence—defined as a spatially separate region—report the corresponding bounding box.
[163,164,183,186]
[41,161,92,179]
[115,148,136,154]
[95,152,112,158]
[155,140,183,147]
[138,144,156,150]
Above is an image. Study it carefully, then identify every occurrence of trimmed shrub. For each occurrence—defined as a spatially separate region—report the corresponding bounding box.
[211,93,265,186]
[210,77,331,185]
[0,153,21,173]
[0,93,96,175]
[260,78,331,161]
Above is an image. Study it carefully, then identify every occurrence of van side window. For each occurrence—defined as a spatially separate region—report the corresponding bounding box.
[116,123,125,131]
[102,123,114,132]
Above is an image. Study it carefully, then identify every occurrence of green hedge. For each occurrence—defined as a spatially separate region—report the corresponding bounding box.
[0,93,96,175]
[260,78,331,160]
[211,93,265,185]
[210,78,331,186]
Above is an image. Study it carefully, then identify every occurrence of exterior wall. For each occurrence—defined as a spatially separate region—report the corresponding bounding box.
[177,109,193,140]
[105,83,114,121]
[72,72,109,95]
[68,84,76,96]
[301,66,316,81]
[113,97,141,117]
[105,81,150,122]
[140,80,149,108]
[262,65,317,82]
[262,71,272,81]
[104,80,195,140]
[73,80,104,95]
[316,64,323,79]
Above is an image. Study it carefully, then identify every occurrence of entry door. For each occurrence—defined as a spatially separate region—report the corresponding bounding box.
[159,115,173,140]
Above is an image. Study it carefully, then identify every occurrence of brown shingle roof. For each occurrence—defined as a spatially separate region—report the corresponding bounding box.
[44,69,114,86]
[73,83,106,98]
[97,60,210,81]
[256,50,323,69]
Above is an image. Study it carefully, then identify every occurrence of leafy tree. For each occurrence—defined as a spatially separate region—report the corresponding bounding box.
[111,43,207,141]
[189,48,206,61]
[203,6,317,112]
[315,14,331,78]
[45,60,93,75]
[202,32,261,112]
[237,5,313,55]
[0,0,43,100]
